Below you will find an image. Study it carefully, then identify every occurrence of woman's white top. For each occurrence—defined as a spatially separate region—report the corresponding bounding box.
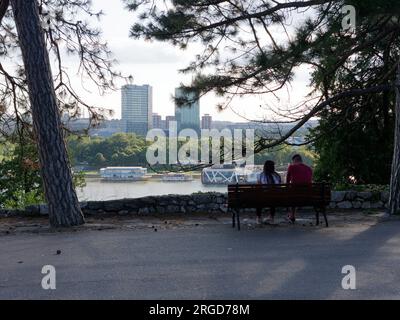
[258,172,282,185]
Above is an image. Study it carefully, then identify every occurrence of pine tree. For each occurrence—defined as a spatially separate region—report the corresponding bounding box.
[1,0,120,226]
[127,0,400,213]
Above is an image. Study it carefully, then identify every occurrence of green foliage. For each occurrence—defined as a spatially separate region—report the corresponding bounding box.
[68,133,148,168]
[310,111,394,185]
[0,139,86,209]
[333,184,389,192]
[73,171,87,190]
[255,145,315,169]
[67,132,314,169]
[3,189,44,210]
[0,140,14,162]
[307,0,399,185]
[0,142,43,209]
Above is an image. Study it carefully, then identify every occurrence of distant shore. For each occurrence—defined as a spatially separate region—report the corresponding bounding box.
[81,170,203,180]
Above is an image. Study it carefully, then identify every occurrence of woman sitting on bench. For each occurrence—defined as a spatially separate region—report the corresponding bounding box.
[256,160,282,224]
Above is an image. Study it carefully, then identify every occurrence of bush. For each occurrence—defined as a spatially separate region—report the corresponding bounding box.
[3,189,44,209]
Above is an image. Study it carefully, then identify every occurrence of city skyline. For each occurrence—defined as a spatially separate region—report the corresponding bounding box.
[67,0,312,123]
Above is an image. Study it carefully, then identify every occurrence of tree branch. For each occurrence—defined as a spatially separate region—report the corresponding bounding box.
[255,84,395,152]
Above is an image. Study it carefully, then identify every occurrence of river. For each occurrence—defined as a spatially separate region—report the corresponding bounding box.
[77,178,228,201]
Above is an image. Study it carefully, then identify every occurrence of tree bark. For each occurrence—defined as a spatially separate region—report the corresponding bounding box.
[389,64,400,215]
[10,0,85,227]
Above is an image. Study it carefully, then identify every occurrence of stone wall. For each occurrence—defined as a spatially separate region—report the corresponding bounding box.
[0,193,229,217]
[0,190,389,218]
[329,190,389,210]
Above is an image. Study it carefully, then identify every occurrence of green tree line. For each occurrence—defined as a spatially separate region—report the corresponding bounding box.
[68,133,148,168]
[67,133,315,169]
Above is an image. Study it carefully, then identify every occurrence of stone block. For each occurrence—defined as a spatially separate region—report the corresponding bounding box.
[337,201,352,209]
[352,201,362,209]
[357,192,372,200]
[331,191,346,202]
[361,201,371,209]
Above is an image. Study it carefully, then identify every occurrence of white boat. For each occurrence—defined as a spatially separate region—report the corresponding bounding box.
[201,164,265,185]
[161,173,193,182]
[100,167,149,181]
[201,164,244,185]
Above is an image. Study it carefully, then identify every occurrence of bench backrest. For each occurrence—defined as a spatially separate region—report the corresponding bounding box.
[228,183,331,208]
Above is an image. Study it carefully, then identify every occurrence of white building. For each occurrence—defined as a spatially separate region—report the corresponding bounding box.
[121,84,153,136]
[100,167,148,181]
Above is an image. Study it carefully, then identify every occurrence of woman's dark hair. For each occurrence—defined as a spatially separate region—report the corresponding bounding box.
[292,154,303,162]
[263,160,276,184]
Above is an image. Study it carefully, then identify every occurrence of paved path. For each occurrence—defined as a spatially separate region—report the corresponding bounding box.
[0,213,400,299]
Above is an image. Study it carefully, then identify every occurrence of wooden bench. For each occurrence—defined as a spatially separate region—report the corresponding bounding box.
[228,183,331,230]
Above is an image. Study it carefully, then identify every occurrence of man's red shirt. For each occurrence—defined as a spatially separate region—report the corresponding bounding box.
[286,163,313,184]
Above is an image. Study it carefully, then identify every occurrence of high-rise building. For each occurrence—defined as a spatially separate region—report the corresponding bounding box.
[160,120,167,130]
[201,114,212,130]
[164,115,176,133]
[152,113,162,129]
[121,84,153,136]
[166,115,176,126]
[174,87,200,132]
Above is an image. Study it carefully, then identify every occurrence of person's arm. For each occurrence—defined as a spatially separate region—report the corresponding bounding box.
[286,165,292,184]
[274,173,282,185]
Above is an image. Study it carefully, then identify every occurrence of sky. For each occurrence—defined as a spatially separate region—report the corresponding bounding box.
[68,0,313,122]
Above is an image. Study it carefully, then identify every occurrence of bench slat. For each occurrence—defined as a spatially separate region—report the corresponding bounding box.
[227,183,331,208]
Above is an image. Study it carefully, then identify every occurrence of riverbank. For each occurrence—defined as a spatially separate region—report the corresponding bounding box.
[81,171,203,179]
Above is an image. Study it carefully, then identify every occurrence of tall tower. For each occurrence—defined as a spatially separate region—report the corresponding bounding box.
[121,84,153,136]
[201,114,212,130]
[152,113,162,129]
[174,87,200,133]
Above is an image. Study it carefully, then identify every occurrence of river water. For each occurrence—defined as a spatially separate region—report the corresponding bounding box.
[77,178,228,201]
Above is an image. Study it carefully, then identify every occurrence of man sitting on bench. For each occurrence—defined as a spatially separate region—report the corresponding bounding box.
[286,154,313,223]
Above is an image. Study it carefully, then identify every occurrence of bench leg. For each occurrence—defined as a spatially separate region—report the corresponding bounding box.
[232,208,236,228]
[314,207,320,226]
[236,210,241,231]
[322,207,328,227]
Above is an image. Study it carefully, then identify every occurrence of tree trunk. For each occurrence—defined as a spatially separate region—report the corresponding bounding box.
[10,0,85,227]
[389,64,400,215]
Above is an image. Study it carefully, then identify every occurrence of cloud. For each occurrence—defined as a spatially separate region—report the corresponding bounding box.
[109,39,188,65]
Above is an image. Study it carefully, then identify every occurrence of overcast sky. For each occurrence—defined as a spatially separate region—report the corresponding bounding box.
[70,0,312,122]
